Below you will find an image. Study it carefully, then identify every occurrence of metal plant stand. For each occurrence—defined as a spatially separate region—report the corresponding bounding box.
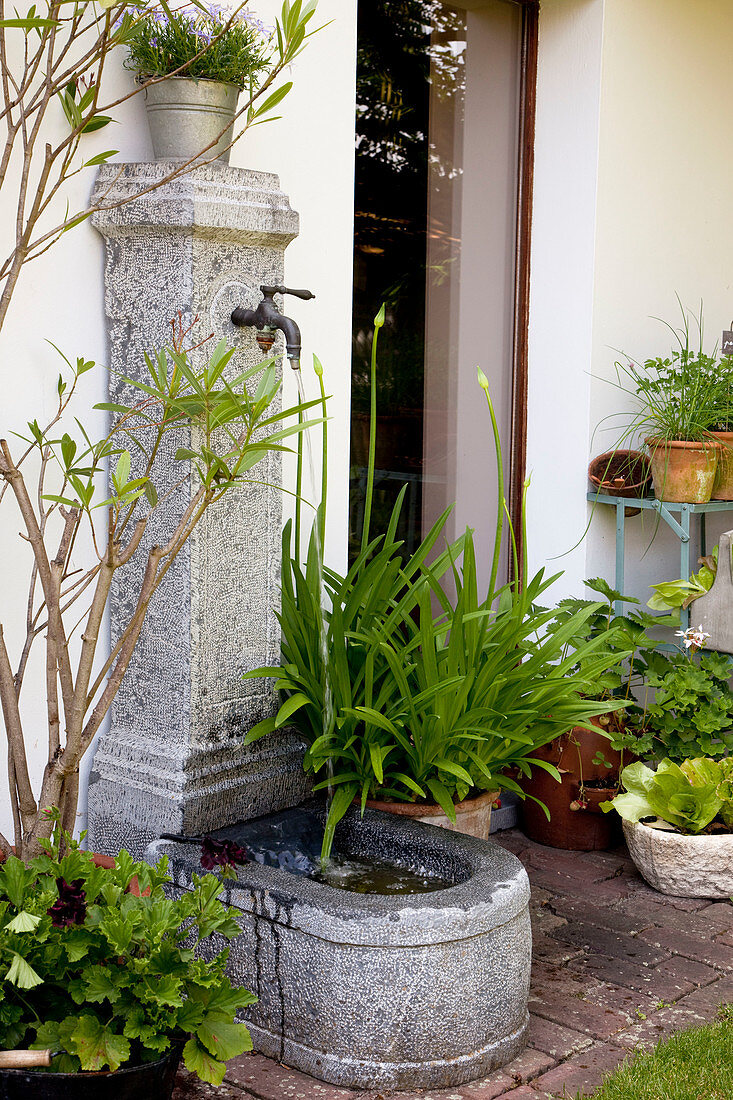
[586,493,733,629]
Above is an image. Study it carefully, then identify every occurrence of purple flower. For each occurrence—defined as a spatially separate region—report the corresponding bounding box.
[47,878,87,928]
[200,837,249,871]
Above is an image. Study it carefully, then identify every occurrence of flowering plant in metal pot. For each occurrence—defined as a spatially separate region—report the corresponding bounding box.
[245,310,627,859]
[124,0,319,163]
[0,815,254,1089]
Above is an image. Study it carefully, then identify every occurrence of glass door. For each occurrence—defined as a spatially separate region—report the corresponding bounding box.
[350,0,524,593]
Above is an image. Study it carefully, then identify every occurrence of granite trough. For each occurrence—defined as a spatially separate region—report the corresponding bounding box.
[147,803,531,1091]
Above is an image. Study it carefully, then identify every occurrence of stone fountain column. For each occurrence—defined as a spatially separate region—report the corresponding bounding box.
[86,163,311,858]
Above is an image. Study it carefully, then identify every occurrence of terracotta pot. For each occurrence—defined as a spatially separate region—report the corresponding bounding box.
[645,437,720,503]
[623,820,733,898]
[569,782,615,815]
[711,431,733,500]
[365,789,499,841]
[91,852,145,897]
[588,449,652,499]
[519,723,622,850]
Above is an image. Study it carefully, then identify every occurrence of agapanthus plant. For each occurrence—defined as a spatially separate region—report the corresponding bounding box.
[245,310,629,860]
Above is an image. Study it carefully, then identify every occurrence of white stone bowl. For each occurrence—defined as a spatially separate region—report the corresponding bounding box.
[623,819,733,898]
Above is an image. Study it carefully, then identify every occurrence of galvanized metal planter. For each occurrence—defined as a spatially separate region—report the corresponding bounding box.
[144,77,239,163]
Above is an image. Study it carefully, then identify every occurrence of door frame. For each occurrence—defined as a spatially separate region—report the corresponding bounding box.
[509,0,539,582]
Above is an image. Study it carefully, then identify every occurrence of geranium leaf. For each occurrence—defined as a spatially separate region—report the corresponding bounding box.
[84,965,121,1004]
[5,952,43,989]
[5,910,41,933]
[183,1036,226,1086]
[0,856,31,907]
[144,972,183,1007]
[196,1016,252,1061]
[70,1015,130,1072]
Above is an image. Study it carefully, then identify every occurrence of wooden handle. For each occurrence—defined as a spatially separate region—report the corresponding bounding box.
[0,1049,53,1068]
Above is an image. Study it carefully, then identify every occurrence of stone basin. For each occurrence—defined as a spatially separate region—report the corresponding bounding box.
[147,804,531,1091]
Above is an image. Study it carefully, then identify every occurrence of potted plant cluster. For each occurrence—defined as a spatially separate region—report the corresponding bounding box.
[608,306,733,503]
[244,310,629,859]
[0,815,254,1094]
[124,0,318,164]
[518,578,660,851]
[601,625,733,896]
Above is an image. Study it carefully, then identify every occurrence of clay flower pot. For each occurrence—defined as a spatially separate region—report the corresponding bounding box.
[645,437,720,503]
[588,449,652,499]
[623,819,733,898]
[711,430,733,500]
[365,789,499,841]
[519,722,622,850]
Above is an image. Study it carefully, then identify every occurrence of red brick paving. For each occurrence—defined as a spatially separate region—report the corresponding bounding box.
[173,829,733,1100]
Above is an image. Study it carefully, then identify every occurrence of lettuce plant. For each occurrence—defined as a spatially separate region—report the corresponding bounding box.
[603,758,726,834]
[0,818,254,1084]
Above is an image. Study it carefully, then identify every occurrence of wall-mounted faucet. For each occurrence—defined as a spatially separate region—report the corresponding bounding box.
[231,284,315,368]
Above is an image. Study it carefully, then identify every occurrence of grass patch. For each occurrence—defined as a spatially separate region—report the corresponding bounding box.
[589,1007,733,1099]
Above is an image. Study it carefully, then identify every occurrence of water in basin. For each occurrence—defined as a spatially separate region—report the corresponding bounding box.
[211,807,455,895]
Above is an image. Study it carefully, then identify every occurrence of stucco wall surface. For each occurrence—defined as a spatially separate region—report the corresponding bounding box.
[0,1,357,844]
[528,0,733,608]
[587,0,733,600]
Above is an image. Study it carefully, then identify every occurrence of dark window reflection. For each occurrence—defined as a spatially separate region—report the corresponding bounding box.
[350,0,466,562]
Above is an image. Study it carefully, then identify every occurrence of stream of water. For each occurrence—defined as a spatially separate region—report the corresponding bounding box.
[294,370,335,808]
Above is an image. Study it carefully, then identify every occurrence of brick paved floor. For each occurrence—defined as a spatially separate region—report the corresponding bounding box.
[172,829,733,1100]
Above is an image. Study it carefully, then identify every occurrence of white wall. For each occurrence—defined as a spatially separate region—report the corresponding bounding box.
[525,0,605,599]
[0,48,152,843]
[234,0,358,571]
[528,0,733,611]
[0,1,357,843]
[587,0,733,601]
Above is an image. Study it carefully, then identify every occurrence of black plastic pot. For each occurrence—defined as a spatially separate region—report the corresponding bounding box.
[0,1047,180,1100]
